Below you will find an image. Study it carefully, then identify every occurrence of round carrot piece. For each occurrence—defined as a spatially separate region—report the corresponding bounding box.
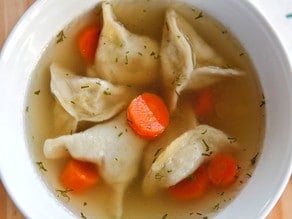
[208,153,238,187]
[78,24,100,63]
[127,93,169,140]
[168,164,210,200]
[60,159,99,192]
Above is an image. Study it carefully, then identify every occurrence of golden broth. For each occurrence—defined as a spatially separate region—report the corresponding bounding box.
[25,0,265,218]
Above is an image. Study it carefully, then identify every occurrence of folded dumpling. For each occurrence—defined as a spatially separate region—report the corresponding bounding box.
[143,102,198,172]
[50,63,138,123]
[142,125,237,195]
[160,9,242,112]
[44,111,148,218]
[91,2,160,87]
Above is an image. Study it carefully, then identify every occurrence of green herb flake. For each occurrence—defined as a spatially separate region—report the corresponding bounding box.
[56,30,66,43]
[189,212,194,215]
[195,11,203,19]
[202,151,213,157]
[83,202,87,206]
[228,137,237,143]
[196,212,203,216]
[177,35,181,39]
[143,9,147,13]
[34,90,40,95]
[144,45,147,49]
[81,85,89,89]
[239,52,245,56]
[286,13,292,18]
[81,212,87,219]
[155,173,164,180]
[138,52,143,56]
[202,139,210,151]
[154,148,163,156]
[55,188,73,202]
[260,94,266,107]
[188,174,195,181]
[36,161,47,172]
[213,203,220,211]
[250,152,259,165]
[167,170,172,173]
[70,100,76,104]
[150,51,155,56]
[103,89,111,95]
[125,55,129,65]
[222,30,228,34]
[96,82,101,86]
[115,157,118,161]
[118,132,123,137]
[246,173,252,178]
[201,129,207,134]
[25,106,29,112]
[203,217,208,219]
[162,213,168,219]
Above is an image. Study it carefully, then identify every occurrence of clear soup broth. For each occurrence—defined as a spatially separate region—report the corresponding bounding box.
[25,0,265,218]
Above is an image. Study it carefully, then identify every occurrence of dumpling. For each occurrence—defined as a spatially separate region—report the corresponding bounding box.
[50,63,139,123]
[142,125,237,195]
[52,102,77,136]
[143,102,198,172]
[91,2,160,87]
[160,9,242,112]
[44,111,148,218]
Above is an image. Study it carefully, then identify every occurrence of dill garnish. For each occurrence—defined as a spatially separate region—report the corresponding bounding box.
[56,30,66,43]
[55,188,73,202]
[36,161,47,172]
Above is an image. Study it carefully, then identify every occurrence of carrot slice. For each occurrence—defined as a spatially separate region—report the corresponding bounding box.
[168,164,210,200]
[192,88,215,119]
[127,93,169,140]
[208,153,238,187]
[78,25,100,63]
[60,159,99,192]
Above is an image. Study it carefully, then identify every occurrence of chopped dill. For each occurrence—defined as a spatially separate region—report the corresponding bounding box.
[228,137,237,143]
[154,148,163,156]
[56,30,66,43]
[201,129,207,134]
[55,188,73,202]
[202,139,210,151]
[118,132,123,137]
[34,90,40,95]
[25,106,29,112]
[155,173,164,180]
[162,213,168,219]
[35,161,47,172]
[250,152,259,165]
[81,85,89,89]
[195,11,203,19]
[80,212,87,219]
[213,203,220,211]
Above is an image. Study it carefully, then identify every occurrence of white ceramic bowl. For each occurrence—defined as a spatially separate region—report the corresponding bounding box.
[0,0,292,218]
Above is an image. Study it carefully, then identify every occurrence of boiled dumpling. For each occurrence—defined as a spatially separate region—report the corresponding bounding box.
[143,102,198,172]
[142,125,237,195]
[50,63,138,123]
[160,9,242,112]
[44,111,148,218]
[52,102,77,136]
[91,2,160,87]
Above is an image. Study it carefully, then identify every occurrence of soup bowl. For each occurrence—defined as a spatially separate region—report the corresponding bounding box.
[0,0,292,218]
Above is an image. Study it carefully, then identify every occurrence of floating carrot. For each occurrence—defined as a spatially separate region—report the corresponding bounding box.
[127,93,169,140]
[78,24,100,63]
[207,153,238,187]
[192,88,215,119]
[60,159,99,192]
[168,164,210,200]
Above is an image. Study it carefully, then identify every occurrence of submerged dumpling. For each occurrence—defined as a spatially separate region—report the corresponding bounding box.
[50,63,138,123]
[91,2,160,87]
[160,9,242,112]
[44,111,148,218]
[142,125,237,195]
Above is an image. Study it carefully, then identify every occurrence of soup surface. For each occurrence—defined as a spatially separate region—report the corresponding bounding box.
[25,0,265,218]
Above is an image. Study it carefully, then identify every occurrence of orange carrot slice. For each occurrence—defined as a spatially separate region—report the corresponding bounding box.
[168,164,210,200]
[60,159,99,192]
[208,153,238,187]
[78,25,100,63]
[127,93,169,140]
